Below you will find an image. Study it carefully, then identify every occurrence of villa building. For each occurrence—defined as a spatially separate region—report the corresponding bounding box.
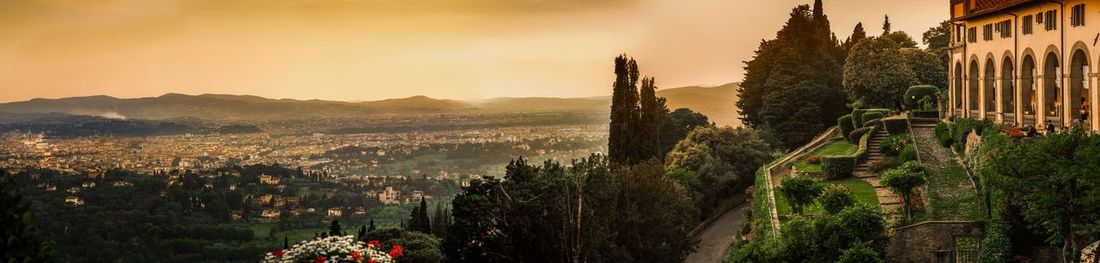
[948,0,1098,130]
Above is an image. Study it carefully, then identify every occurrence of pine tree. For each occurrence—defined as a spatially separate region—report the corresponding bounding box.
[328,220,342,236]
[883,15,892,35]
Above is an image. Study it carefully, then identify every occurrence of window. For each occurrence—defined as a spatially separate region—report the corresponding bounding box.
[996,20,1012,38]
[956,25,964,42]
[968,27,978,43]
[1023,15,1033,34]
[983,24,994,41]
[1045,10,1058,31]
[1072,4,1085,27]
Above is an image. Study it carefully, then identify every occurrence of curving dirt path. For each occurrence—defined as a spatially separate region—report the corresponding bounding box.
[684,202,751,263]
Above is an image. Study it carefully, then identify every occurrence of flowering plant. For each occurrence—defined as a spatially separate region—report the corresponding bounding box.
[262,235,401,263]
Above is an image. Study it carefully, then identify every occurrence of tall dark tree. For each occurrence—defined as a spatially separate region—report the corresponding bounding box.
[283,236,289,250]
[368,218,376,233]
[0,171,54,262]
[609,55,641,165]
[328,220,342,236]
[882,15,892,35]
[736,3,848,149]
[922,20,952,80]
[659,108,711,157]
[638,77,668,160]
[407,197,431,233]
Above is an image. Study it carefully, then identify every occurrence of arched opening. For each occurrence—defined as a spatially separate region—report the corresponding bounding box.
[1002,57,1016,124]
[984,58,996,119]
[954,62,964,112]
[1043,52,1061,124]
[1069,49,1090,128]
[1022,55,1037,125]
[969,60,980,116]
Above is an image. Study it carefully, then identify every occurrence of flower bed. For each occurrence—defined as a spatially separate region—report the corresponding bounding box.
[262,236,401,263]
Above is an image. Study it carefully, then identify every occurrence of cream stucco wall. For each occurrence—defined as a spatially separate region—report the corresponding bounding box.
[948,0,1100,131]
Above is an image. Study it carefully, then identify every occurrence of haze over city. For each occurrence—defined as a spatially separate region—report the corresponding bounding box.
[1,0,944,102]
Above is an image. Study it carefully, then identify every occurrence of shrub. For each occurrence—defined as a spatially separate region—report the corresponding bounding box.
[837,242,884,263]
[822,156,856,179]
[898,144,917,163]
[978,219,1012,263]
[778,176,824,215]
[836,204,886,243]
[849,127,872,144]
[882,116,909,134]
[903,85,939,110]
[934,122,953,147]
[879,134,909,156]
[862,119,882,128]
[838,114,855,139]
[867,157,898,173]
[806,156,822,164]
[952,118,994,152]
[912,110,939,118]
[861,112,884,124]
[818,185,857,214]
[851,109,868,127]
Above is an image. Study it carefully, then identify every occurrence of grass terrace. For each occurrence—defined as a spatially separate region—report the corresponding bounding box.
[774,177,879,220]
[793,140,857,173]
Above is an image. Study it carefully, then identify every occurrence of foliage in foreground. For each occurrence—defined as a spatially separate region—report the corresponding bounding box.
[0,170,55,262]
[444,156,698,263]
[728,204,887,263]
[666,126,773,216]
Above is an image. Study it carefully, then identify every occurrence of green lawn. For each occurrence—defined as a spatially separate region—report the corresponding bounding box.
[775,177,879,219]
[794,140,858,173]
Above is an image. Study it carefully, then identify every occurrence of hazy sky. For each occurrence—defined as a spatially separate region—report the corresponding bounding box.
[0,0,947,102]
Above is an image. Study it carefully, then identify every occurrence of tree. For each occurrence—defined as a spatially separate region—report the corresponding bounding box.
[737,3,848,149]
[368,218,376,233]
[836,204,886,243]
[922,20,952,69]
[0,172,54,262]
[665,127,773,216]
[660,108,710,158]
[901,49,948,91]
[837,242,884,263]
[882,31,918,48]
[430,203,450,238]
[328,220,342,237]
[881,162,929,219]
[609,55,641,166]
[778,176,825,215]
[366,228,444,263]
[882,15,891,35]
[843,36,917,109]
[819,185,858,214]
[284,236,289,250]
[985,128,1100,260]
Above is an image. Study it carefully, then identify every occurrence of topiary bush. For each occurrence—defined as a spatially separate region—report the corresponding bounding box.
[861,111,884,124]
[838,114,855,139]
[818,185,857,214]
[851,109,867,128]
[882,116,909,134]
[934,122,953,147]
[903,85,939,110]
[849,127,872,144]
[862,119,882,128]
[821,156,856,179]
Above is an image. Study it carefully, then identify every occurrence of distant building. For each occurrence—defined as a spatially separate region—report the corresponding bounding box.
[261,209,281,219]
[65,196,84,206]
[259,174,281,185]
[327,207,343,217]
[378,186,401,205]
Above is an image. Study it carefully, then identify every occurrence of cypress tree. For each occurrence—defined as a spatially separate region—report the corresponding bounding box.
[638,77,669,160]
[328,220,341,236]
[609,55,640,165]
[368,218,376,232]
[883,15,892,35]
[283,236,289,250]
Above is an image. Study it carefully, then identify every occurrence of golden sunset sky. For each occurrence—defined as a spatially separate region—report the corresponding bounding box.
[0,0,947,102]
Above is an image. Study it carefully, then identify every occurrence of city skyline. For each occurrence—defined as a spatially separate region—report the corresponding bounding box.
[0,0,946,103]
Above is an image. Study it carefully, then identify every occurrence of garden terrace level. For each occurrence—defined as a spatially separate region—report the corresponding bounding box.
[948,0,1100,131]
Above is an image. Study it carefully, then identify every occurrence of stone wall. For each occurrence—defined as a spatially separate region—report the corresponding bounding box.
[885,221,983,263]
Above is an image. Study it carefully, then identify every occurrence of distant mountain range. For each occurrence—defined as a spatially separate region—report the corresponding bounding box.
[0,82,740,127]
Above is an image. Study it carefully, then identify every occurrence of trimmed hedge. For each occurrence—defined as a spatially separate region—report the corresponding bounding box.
[862,112,884,123]
[848,127,872,144]
[912,110,939,118]
[862,119,882,128]
[952,118,995,151]
[903,85,940,110]
[821,155,856,179]
[882,116,909,134]
[851,109,867,128]
[838,114,855,139]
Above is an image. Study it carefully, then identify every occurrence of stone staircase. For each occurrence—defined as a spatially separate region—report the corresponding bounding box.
[853,128,903,222]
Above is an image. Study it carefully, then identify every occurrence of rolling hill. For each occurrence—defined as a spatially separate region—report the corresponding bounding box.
[0,82,740,126]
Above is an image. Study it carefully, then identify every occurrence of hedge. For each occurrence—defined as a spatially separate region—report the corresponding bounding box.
[752,167,774,237]
[911,110,939,118]
[903,85,940,110]
[838,114,855,139]
[848,127,872,144]
[824,126,877,179]
[882,116,909,134]
[934,122,953,147]
[862,119,882,128]
[952,118,994,151]
[851,109,867,128]
[862,111,884,122]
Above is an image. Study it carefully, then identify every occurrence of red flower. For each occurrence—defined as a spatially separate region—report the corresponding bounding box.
[389,245,404,258]
[314,255,326,263]
[369,259,376,263]
[273,250,285,257]
[351,251,362,261]
[368,240,381,248]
